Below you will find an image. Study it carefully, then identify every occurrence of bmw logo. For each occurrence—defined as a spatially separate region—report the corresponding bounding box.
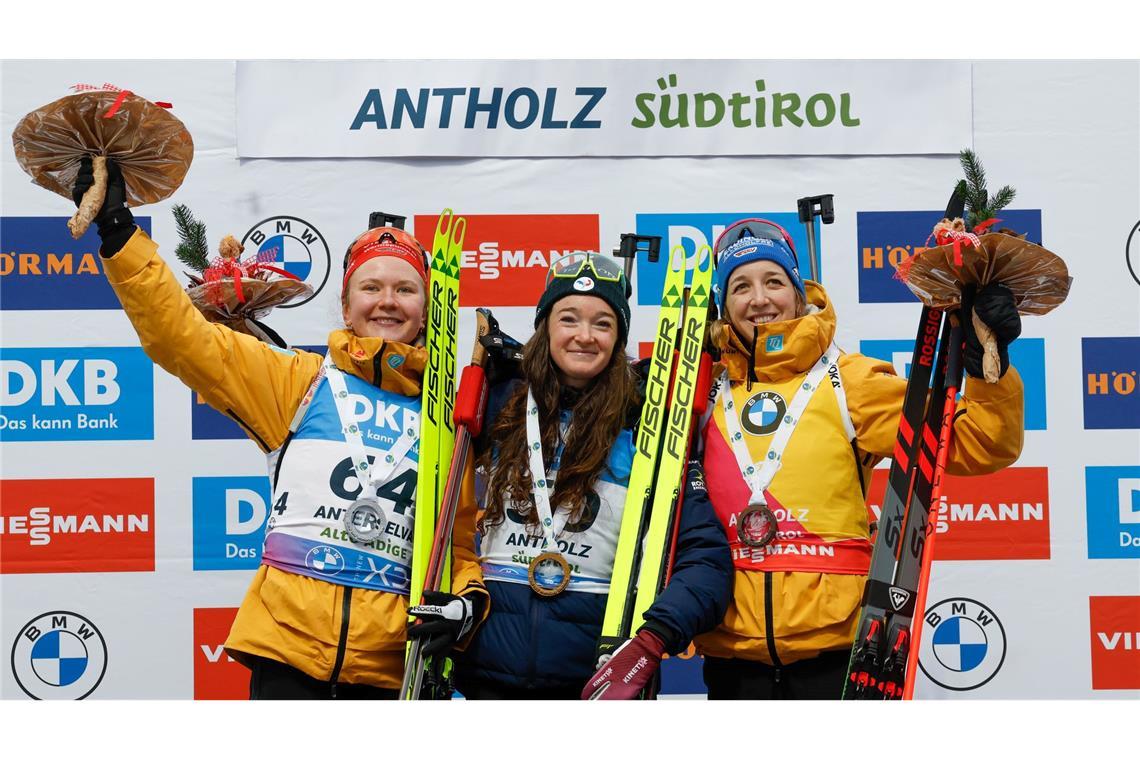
[918,597,1007,692]
[740,391,787,436]
[11,611,108,700]
[241,216,331,308]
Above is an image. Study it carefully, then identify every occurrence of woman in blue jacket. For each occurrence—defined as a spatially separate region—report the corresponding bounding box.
[453,252,732,699]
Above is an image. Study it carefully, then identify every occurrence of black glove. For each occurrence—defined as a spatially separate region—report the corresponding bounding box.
[961,282,1021,379]
[406,591,482,657]
[480,326,524,386]
[72,155,135,255]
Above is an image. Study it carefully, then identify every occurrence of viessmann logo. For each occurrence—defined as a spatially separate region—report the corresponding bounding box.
[193,607,248,700]
[866,467,1050,561]
[412,214,599,307]
[0,478,155,574]
[856,210,1042,303]
[1089,596,1140,690]
[633,212,808,305]
[0,347,154,442]
[860,338,1048,430]
[0,216,152,310]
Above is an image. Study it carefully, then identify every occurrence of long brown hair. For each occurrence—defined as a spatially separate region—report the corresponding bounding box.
[478,317,639,532]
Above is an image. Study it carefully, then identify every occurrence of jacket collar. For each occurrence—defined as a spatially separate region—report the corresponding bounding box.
[326,329,426,395]
[714,281,836,383]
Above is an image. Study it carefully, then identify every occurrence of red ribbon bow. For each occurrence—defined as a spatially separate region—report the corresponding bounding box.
[203,250,299,307]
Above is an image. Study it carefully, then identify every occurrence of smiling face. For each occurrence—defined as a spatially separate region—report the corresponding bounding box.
[547,295,619,388]
[341,256,426,343]
[724,259,801,336]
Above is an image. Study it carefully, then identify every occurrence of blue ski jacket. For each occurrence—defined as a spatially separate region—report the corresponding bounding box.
[453,374,733,692]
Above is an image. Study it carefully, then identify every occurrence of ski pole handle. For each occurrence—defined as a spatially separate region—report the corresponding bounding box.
[613,233,661,283]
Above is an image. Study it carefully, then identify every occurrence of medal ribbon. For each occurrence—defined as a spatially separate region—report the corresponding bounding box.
[719,343,842,506]
[323,355,418,493]
[524,388,569,558]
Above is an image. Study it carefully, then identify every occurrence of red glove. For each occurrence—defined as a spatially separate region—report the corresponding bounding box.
[581,629,666,700]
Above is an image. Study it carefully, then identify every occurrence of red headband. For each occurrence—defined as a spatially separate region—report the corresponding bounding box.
[342,228,429,295]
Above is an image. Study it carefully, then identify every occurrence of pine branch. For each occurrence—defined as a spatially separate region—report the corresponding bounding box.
[989,185,1017,214]
[172,203,211,273]
[959,148,989,224]
[959,149,987,197]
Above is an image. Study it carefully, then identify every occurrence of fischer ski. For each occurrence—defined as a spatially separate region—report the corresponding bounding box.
[400,307,498,700]
[595,244,714,683]
[404,210,465,699]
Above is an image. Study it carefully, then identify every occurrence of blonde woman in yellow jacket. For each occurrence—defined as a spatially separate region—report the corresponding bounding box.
[73,158,486,699]
[695,219,1024,699]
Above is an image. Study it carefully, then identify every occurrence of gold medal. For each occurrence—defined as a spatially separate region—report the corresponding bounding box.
[527,551,571,597]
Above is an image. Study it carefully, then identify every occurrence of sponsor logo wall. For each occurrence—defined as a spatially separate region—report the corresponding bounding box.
[0,478,155,574]
[1,216,153,310]
[1082,337,1140,430]
[10,612,108,700]
[856,210,1042,303]
[2,59,1136,699]
[193,608,248,700]
[413,213,600,306]
[0,347,155,441]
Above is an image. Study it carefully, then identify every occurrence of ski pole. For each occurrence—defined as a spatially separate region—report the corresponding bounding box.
[902,314,965,699]
[612,233,661,285]
[796,194,834,283]
[400,308,495,700]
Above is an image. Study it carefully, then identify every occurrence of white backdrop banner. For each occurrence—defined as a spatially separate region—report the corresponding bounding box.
[235,60,972,158]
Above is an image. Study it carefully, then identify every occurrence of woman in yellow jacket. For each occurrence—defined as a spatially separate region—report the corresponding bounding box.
[695,218,1025,699]
[73,158,486,699]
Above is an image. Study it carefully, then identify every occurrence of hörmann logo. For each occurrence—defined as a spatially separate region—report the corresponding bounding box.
[412,214,599,307]
[0,347,154,442]
[866,467,1050,561]
[0,478,154,574]
[634,212,808,305]
[192,477,270,571]
[240,217,330,307]
[1082,337,1140,430]
[1085,466,1140,560]
[11,611,108,700]
[861,338,1048,430]
[1089,596,1140,690]
[856,210,1042,303]
[193,607,248,700]
[0,216,152,310]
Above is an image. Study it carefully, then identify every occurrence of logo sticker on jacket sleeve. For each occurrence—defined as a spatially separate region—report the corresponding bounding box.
[11,611,108,700]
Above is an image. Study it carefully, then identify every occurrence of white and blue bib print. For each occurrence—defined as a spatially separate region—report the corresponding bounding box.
[262,372,420,594]
[481,422,633,594]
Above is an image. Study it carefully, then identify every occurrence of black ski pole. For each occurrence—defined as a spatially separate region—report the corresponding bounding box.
[796,194,834,282]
